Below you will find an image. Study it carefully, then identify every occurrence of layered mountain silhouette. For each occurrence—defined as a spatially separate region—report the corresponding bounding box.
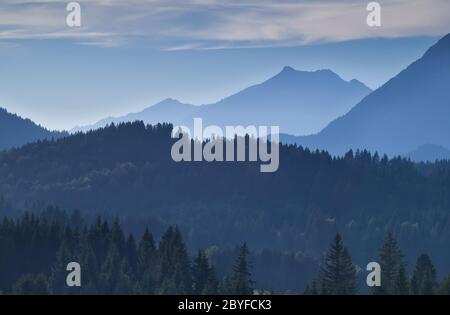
[183,67,371,135]
[71,98,198,133]
[284,34,450,156]
[72,67,371,136]
[0,108,66,151]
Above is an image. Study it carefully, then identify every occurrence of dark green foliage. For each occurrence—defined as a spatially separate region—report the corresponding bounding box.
[136,228,158,293]
[224,243,254,295]
[318,234,356,295]
[158,226,193,294]
[192,250,218,295]
[2,122,450,276]
[0,212,210,294]
[374,233,404,295]
[394,264,409,295]
[411,254,437,295]
[2,210,450,295]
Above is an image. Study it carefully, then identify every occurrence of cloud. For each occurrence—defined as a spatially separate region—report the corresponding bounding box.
[0,0,449,49]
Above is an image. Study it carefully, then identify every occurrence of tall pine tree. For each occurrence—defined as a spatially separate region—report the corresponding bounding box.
[192,249,218,295]
[227,243,253,295]
[375,232,404,295]
[319,234,356,295]
[411,254,437,295]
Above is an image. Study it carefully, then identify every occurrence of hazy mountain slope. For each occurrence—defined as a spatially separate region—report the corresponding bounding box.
[73,68,371,136]
[286,34,450,156]
[0,108,66,150]
[407,144,450,162]
[71,98,198,133]
[185,67,371,135]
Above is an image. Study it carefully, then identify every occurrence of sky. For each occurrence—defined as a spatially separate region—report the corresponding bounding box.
[0,0,449,130]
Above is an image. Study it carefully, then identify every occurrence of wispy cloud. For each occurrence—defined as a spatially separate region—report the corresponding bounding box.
[1,0,449,49]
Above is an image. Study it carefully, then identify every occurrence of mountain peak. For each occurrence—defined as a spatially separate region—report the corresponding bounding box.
[280,66,296,74]
[277,67,342,80]
[158,98,182,105]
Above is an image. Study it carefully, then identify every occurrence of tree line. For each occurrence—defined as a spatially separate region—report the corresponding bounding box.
[305,233,450,295]
[2,211,450,295]
[0,212,253,295]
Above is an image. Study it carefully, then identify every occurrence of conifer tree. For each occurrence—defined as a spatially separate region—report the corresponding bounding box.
[394,264,409,295]
[158,226,193,294]
[375,232,404,295]
[48,241,72,294]
[228,243,253,295]
[192,249,218,295]
[411,254,437,295]
[319,234,356,295]
[99,244,121,293]
[115,258,134,294]
[79,244,99,294]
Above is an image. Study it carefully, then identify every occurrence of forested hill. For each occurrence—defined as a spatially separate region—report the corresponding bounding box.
[1,121,450,274]
[0,108,67,150]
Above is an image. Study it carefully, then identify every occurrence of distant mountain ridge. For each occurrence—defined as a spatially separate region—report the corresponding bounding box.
[72,67,371,136]
[0,108,67,151]
[407,144,450,162]
[283,33,450,156]
[185,67,371,135]
[71,98,198,133]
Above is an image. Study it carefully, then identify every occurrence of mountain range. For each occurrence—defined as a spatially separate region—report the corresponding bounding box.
[72,68,371,136]
[283,34,450,157]
[4,34,450,161]
[0,108,67,151]
[71,98,198,134]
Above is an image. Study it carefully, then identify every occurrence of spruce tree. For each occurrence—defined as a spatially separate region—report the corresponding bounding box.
[376,232,404,295]
[115,258,134,294]
[79,243,99,294]
[394,264,409,295]
[158,226,193,294]
[229,243,254,295]
[411,254,437,295]
[319,234,356,295]
[136,228,158,293]
[98,244,121,294]
[192,249,218,295]
[48,241,72,294]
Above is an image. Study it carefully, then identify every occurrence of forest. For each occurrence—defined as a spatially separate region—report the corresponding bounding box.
[0,211,449,295]
[1,122,450,291]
